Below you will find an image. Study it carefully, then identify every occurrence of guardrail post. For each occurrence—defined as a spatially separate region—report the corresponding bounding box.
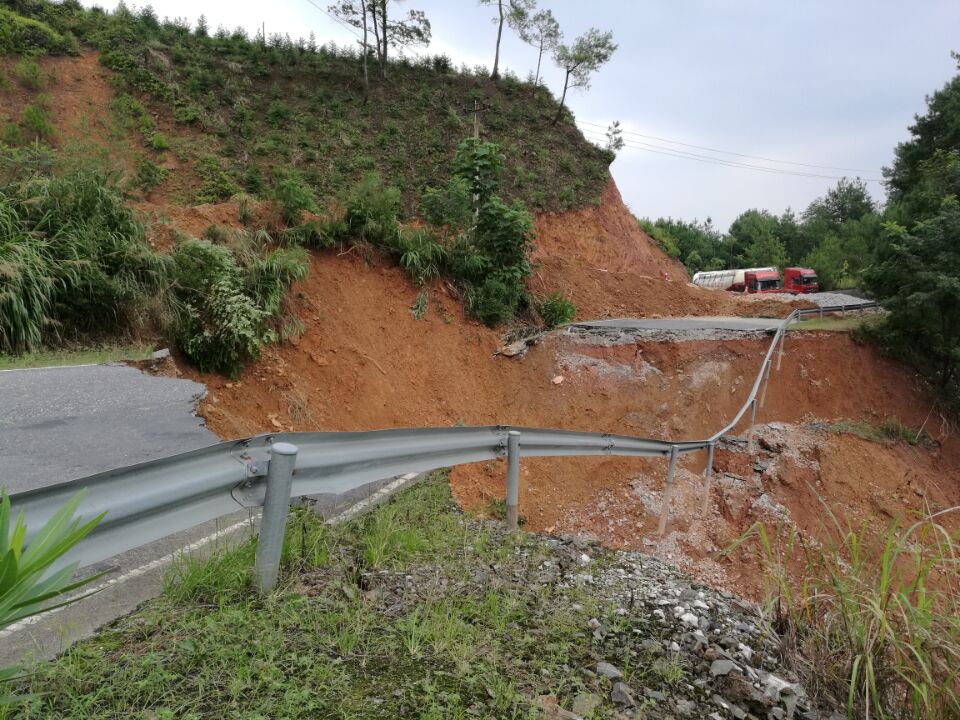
[255,442,298,593]
[776,328,786,371]
[841,304,846,317]
[702,442,715,516]
[747,399,757,452]
[759,360,772,408]
[506,431,521,531]
[658,445,679,537]
[819,306,824,320]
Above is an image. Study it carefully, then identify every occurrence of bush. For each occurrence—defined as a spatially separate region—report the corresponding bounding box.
[272,170,317,225]
[149,132,170,151]
[133,155,168,192]
[0,8,76,56]
[421,175,473,233]
[21,104,53,140]
[466,272,525,327]
[343,172,401,244]
[195,157,241,204]
[389,228,446,285]
[169,237,308,376]
[539,292,576,328]
[0,166,168,352]
[13,57,44,90]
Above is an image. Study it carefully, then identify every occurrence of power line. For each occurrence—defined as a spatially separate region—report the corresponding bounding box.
[302,0,365,41]
[579,127,883,182]
[578,119,881,175]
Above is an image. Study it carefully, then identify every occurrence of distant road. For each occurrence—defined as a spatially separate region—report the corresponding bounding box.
[572,317,783,333]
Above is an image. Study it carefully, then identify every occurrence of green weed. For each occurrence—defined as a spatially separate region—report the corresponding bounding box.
[727,503,960,719]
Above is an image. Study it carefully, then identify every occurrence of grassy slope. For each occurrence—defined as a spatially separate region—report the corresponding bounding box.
[4,475,696,719]
[2,3,612,216]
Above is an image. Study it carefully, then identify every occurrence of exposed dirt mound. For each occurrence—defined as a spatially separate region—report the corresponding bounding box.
[531,180,810,320]
[188,249,960,597]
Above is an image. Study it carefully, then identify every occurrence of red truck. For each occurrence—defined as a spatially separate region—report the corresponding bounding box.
[782,267,820,293]
[692,266,820,294]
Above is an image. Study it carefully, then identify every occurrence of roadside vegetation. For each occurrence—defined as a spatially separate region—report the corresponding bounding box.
[0,145,308,376]
[0,344,152,370]
[824,417,937,448]
[731,503,960,719]
[3,474,694,719]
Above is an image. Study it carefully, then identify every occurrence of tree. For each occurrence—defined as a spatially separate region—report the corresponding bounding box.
[886,52,960,225]
[865,198,960,395]
[605,120,624,154]
[479,0,533,80]
[328,1,430,81]
[515,7,560,87]
[728,209,783,266]
[551,29,617,125]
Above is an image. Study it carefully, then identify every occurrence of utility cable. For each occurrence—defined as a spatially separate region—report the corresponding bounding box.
[579,127,883,182]
[578,119,881,175]
[302,0,365,41]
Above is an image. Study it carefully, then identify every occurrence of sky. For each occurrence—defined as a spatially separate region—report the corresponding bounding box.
[84,0,960,229]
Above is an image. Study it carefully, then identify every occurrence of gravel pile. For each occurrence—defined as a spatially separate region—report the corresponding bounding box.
[802,292,876,308]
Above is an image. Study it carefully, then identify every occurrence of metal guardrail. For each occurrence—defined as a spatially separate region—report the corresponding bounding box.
[6,301,880,590]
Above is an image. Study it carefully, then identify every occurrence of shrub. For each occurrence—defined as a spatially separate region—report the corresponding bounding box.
[195,157,241,204]
[389,228,446,285]
[13,57,44,90]
[133,155,168,192]
[149,132,170,151]
[539,292,576,328]
[0,8,76,56]
[279,220,341,249]
[272,170,317,225]
[169,237,308,376]
[343,172,401,244]
[421,175,473,233]
[1,123,24,146]
[21,104,53,140]
[466,272,525,327]
[0,166,168,351]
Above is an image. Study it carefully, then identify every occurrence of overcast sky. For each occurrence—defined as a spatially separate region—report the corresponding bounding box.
[87,0,960,229]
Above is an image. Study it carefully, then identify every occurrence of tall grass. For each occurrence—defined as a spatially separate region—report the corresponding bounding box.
[729,501,960,719]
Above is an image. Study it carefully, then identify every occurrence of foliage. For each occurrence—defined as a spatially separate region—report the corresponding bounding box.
[343,171,402,244]
[272,170,318,225]
[729,504,960,719]
[420,175,473,233]
[0,163,167,353]
[169,236,308,377]
[551,28,617,124]
[864,198,960,402]
[3,0,610,214]
[21,104,53,141]
[515,7,562,87]
[13,57,44,89]
[133,155,167,193]
[0,7,77,56]
[886,52,960,225]
[539,291,576,328]
[194,157,241,204]
[1,491,104,705]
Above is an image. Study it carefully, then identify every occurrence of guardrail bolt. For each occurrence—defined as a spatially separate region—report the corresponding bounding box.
[255,441,298,593]
[657,445,680,537]
[506,431,521,531]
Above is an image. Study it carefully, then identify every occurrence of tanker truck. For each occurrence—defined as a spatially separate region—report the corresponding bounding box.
[691,266,821,294]
[690,267,781,293]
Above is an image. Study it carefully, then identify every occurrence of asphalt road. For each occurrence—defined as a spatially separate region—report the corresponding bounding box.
[0,363,216,495]
[0,362,406,665]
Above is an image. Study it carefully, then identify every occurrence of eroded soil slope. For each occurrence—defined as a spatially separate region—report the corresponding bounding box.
[189,249,960,597]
